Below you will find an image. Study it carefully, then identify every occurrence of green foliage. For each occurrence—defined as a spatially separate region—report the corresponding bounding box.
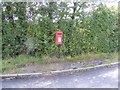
[2,2,118,59]
[87,5,118,53]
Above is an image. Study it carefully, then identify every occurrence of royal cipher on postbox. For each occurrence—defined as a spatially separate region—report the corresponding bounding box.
[56,31,63,45]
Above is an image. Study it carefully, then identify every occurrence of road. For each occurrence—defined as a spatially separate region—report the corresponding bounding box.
[1,65,118,88]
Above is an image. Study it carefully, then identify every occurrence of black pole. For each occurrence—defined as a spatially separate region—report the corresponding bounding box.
[58,44,60,58]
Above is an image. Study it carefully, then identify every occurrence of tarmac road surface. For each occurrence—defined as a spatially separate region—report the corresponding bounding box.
[1,65,118,88]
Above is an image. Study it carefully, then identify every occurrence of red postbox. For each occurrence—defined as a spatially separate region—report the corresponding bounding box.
[56,31,63,45]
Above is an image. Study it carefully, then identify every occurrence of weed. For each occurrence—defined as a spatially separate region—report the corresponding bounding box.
[71,67,78,69]
[81,64,98,68]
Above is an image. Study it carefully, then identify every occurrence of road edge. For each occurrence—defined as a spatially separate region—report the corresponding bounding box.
[1,62,119,79]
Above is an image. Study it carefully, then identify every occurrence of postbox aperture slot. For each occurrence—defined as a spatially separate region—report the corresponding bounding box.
[58,33,62,35]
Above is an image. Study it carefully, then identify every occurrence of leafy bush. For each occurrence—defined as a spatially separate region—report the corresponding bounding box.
[2,2,118,59]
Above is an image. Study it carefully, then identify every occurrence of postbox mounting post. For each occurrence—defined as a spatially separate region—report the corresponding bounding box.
[58,44,60,58]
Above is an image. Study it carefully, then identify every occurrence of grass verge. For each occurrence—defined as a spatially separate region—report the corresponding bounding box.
[1,52,118,73]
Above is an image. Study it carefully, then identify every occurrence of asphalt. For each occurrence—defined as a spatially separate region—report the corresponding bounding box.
[1,64,118,88]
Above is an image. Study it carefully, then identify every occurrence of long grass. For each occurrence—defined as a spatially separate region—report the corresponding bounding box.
[1,52,118,73]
